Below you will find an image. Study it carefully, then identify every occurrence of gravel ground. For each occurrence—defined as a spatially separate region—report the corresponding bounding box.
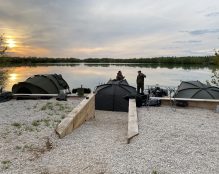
[0,98,82,174]
[0,102,218,174]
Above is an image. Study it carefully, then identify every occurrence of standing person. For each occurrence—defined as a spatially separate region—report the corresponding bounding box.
[136,70,146,94]
[116,70,125,80]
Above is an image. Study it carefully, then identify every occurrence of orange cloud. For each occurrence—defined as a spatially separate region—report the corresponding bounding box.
[11,46,50,57]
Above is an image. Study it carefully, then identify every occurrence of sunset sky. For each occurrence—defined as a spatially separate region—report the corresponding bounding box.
[0,0,219,58]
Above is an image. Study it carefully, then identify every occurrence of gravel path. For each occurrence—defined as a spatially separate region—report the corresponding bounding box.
[0,102,218,174]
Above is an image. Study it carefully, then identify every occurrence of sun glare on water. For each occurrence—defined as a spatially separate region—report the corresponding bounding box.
[6,39,16,48]
[9,73,18,81]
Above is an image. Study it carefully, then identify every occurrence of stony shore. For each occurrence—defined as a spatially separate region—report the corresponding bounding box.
[0,99,218,174]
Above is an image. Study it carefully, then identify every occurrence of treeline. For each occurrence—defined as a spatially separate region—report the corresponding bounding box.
[0,55,217,65]
[83,56,214,64]
[0,57,80,65]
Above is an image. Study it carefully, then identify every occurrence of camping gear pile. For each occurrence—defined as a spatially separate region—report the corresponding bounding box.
[148,86,168,97]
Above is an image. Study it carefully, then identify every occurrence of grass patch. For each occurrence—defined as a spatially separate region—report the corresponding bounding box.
[58,105,65,111]
[54,119,61,123]
[14,130,22,136]
[22,144,34,152]
[11,122,21,128]
[55,102,71,111]
[32,120,40,127]
[1,160,11,165]
[41,118,50,127]
[1,160,11,170]
[24,125,34,132]
[61,115,65,119]
[41,102,53,111]
[15,146,22,150]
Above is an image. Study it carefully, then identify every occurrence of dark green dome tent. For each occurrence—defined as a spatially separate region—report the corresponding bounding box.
[95,79,137,112]
[12,74,70,94]
[174,81,219,99]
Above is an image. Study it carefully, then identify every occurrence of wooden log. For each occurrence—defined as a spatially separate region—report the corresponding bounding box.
[56,93,95,138]
[151,97,219,110]
[127,99,139,144]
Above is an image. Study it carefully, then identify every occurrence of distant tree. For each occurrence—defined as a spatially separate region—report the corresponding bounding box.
[213,49,219,65]
[208,49,219,86]
[0,34,7,56]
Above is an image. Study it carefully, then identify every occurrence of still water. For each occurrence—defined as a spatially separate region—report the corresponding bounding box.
[0,63,214,91]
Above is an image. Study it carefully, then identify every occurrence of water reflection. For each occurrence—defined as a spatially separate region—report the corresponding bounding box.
[9,73,18,81]
[0,63,214,92]
[84,63,213,70]
[0,69,8,87]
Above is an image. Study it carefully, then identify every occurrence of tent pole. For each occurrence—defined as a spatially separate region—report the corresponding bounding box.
[150,97,219,103]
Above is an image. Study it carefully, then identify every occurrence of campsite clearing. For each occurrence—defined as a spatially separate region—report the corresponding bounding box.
[0,99,218,174]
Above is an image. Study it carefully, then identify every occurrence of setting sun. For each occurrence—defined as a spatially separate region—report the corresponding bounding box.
[6,39,16,48]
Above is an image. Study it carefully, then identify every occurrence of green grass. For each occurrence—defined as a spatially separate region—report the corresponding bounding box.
[61,115,65,119]
[41,102,53,111]
[32,120,40,127]
[41,118,50,127]
[1,160,11,165]
[11,122,21,128]
[15,146,22,150]
[24,125,34,132]
[1,160,11,170]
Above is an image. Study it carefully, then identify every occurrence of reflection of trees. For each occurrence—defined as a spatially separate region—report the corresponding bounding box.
[38,63,80,67]
[0,69,8,87]
[0,34,7,56]
[84,63,110,67]
[83,63,214,70]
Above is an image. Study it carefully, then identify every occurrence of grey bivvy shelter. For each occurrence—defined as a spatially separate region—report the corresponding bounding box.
[95,79,137,112]
[174,81,219,99]
[12,74,70,94]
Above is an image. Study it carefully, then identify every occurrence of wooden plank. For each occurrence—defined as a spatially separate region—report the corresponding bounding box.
[12,93,88,97]
[127,99,139,144]
[56,93,95,138]
[162,100,219,110]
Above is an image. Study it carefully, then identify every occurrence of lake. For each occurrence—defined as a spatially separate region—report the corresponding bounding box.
[0,63,214,92]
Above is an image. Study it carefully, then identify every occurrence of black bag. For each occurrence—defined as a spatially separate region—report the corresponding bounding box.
[175,100,188,107]
[0,92,13,103]
[136,94,149,107]
[147,99,161,106]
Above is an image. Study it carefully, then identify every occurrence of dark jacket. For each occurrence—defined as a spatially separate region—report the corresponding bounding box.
[116,72,125,80]
[137,73,146,84]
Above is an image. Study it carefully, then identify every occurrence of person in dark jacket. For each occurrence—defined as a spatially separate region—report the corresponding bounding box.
[136,70,146,94]
[116,71,125,80]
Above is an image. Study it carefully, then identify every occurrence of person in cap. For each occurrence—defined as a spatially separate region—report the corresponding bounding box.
[136,70,146,94]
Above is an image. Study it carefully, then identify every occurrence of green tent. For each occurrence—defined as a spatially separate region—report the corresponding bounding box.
[174,81,219,99]
[12,74,70,94]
